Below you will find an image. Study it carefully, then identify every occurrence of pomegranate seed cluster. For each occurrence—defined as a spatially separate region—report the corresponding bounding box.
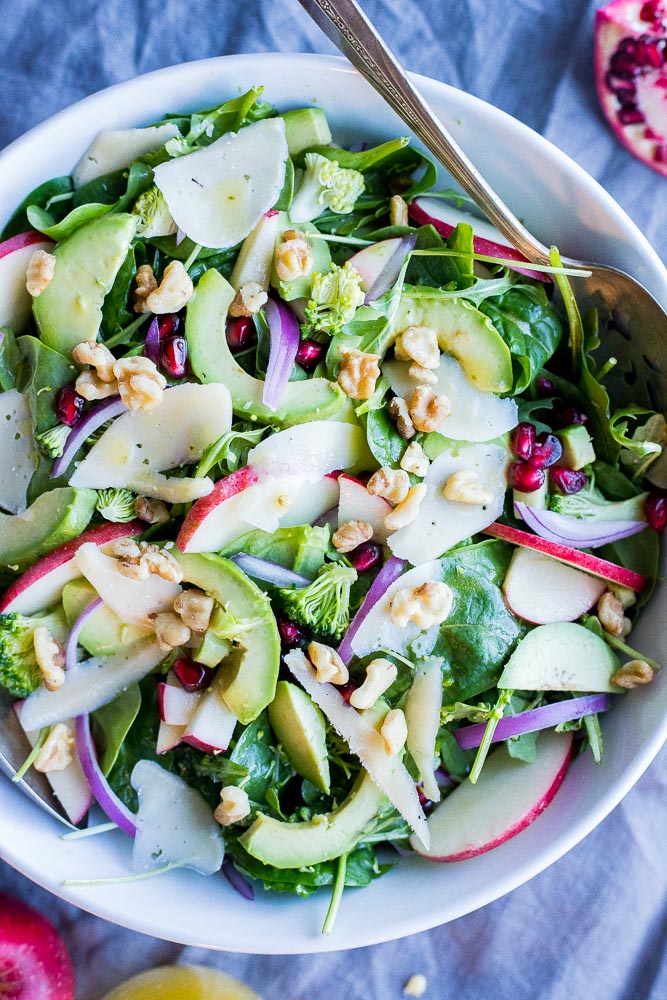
[508,408,589,496]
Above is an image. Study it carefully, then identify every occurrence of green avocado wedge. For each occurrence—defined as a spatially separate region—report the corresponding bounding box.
[62,579,150,657]
[172,551,280,724]
[393,290,512,393]
[239,771,385,868]
[0,487,97,571]
[186,268,347,426]
[268,681,330,793]
[33,213,137,358]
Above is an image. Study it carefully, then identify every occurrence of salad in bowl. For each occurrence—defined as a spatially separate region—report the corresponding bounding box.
[0,81,664,932]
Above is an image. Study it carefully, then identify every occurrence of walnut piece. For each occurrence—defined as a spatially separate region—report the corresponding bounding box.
[133,263,158,313]
[135,496,170,525]
[33,723,75,774]
[112,539,183,584]
[173,588,214,633]
[145,260,194,314]
[349,658,398,710]
[400,441,430,478]
[26,249,56,297]
[33,626,66,691]
[390,579,454,629]
[384,483,427,532]
[337,348,381,401]
[308,641,349,685]
[332,519,373,553]
[228,281,268,317]
[597,591,630,637]
[72,339,117,383]
[274,233,313,282]
[408,362,438,385]
[387,396,416,439]
[214,785,251,826]
[114,355,167,411]
[611,659,654,689]
[443,469,494,505]
[367,466,410,505]
[75,370,119,401]
[380,708,408,757]
[395,325,440,369]
[389,194,409,227]
[151,610,191,651]
[409,385,450,433]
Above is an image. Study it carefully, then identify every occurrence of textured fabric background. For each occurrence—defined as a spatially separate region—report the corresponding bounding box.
[0,1,666,998]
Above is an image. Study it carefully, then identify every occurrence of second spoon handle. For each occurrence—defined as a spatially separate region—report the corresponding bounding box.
[298,0,552,265]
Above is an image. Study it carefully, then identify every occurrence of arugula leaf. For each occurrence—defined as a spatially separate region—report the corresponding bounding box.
[301,137,409,173]
[165,88,274,157]
[220,525,330,580]
[505,731,538,762]
[1,176,73,240]
[610,406,663,458]
[195,423,267,478]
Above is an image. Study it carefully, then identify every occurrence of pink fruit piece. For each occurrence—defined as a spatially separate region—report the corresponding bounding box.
[510,421,536,460]
[508,461,546,493]
[347,541,382,573]
[55,385,85,427]
[295,338,325,372]
[160,334,188,378]
[277,617,305,647]
[644,490,667,529]
[502,546,607,624]
[0,892,75,1000]
[528,432,563,469]
[549,466,588,494]
[226,316,256,352]
[595,0,667,177]
[173,656,212,692]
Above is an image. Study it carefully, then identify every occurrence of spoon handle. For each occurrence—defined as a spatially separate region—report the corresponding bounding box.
[297,0,551,264]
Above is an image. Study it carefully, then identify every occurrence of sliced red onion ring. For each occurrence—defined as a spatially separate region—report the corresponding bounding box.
[453,693,611,750]
[514,501,647,549]
[337,556,407,664]
[65,598,103,674]
[230,552,311,588]
[364,233,417,303]
[75,714,138,836]
[175,226,186,247]
[51,395,127,479]
[222,857,255,901]
[144,316,160,366]
[262,298,300,411]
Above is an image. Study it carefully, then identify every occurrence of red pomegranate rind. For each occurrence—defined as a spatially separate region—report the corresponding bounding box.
[0,893,75,1000]
[594,0,667,177]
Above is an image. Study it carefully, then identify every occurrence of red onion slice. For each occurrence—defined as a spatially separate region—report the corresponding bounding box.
[453,693,611,750]
[51,395,127,479]
[74,714,138,836]
[230,552,311,588]
[515,502,647,549]
[144,316,161,366]
[364,233,417,303]
[262,298,300,411]
[222,858,255,901]
[337,556,407,664]
[65,598,103,674]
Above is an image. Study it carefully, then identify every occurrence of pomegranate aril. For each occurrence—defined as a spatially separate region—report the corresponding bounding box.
[535,374,556,397]
[339,681,358,704]
[510,422,536,460]
[295,338,325,372]
[550,466,587,495]
[527,432,563,469]
[173,657,212,693]
[552,402,588,428]
[508,461,546,493]
[56,385,85,427]
[226,316,256,352]
[157,313,181,340]
[645,491,667,531]
[347,541,382,573]
[277,617,305,647]
[160,335,188,378]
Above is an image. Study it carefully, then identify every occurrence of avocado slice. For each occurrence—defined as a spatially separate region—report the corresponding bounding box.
[239,771,385,868]
[268,680,330,793]
[555,424,596,470]
[173,551,280,724]
[33,214,137,358]
[393,291,512,394]
[190,623,231,669]
[269,213,331,301]
[0,487,97,571]
[186,268,347,426]
[62,578,150,657]
[281,108,332,157]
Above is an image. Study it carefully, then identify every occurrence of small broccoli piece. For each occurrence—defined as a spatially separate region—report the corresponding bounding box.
[278,562,357,640]
[303,261,365,336]
[95,488,137,523]
[0,609,68,698]
[290,152,365,223]
[35,423,71,459]
[132,184,177,238]
[549,479,648,521]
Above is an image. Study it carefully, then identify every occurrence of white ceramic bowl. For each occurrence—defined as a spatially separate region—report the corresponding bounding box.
[1,53,666,953]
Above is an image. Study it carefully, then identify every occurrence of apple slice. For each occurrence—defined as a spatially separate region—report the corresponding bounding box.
[176,465,260,554]
[73,543,181,627]
[405,657,443,803]
[0,231,54,332]
[156,673,186,755]
[181,677,238,753]
[281,472,340,528]
[15,707,93,825]
[337,473,391,543]
[411,729,573,860]
[502,547,607,624]
[0,388,34,515]
[72,123,180,187]
[158,681,202,726]
[0,892,75,1000]
[497,622,621,693]
[483,520,648,592]
[229,211,280,291]
[153,118,288,249]
[0,520,144,615]
[409,197,548,282]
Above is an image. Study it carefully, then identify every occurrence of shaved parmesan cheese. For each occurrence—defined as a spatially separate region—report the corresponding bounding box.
[72,124,180,187]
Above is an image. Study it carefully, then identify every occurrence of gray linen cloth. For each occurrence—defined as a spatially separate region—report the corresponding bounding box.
[0,1,665,997]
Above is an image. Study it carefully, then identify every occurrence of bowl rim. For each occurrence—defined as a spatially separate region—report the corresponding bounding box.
[1,51,666,953]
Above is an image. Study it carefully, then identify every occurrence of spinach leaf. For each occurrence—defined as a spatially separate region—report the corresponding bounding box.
[405,224,460,288]
[1,177,73,240]
[220,525,330,579]
[505,731,537,762]
[479,283,563,394]
[107,677,175,811]
[92,684,141,775]
[0,329,21,390]
[15,336,77,433]
[165,88,274,157]
[364,408,405,469]
[72,161,152,211]
[101,246,136,341]
[27,202,111,241]
[229,711,292,809]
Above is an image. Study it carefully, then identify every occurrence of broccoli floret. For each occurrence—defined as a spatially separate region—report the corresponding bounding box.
[290,152,365,223]
[0,609,68,698]
[132,184,177,238]
[35,423,70,459]
[96,488,137,523]
[278,562,357,640]
[303,261,365,335]
[549,479,648,521]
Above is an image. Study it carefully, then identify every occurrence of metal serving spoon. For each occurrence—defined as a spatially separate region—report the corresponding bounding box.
[298,0,667,423]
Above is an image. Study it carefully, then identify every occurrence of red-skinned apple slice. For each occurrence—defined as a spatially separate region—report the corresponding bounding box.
[156,672,186,755]
[337,474,391,543]
[0,520,144,615]
[502,546,607,624]
[411,729,573,861]
[176,465,260,554]
[158,681,202,726]
[409,198,548,283]
[0,231,54,331]
[483,520,648,592]
[181,679,238,753]
[0,892,75,1000]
